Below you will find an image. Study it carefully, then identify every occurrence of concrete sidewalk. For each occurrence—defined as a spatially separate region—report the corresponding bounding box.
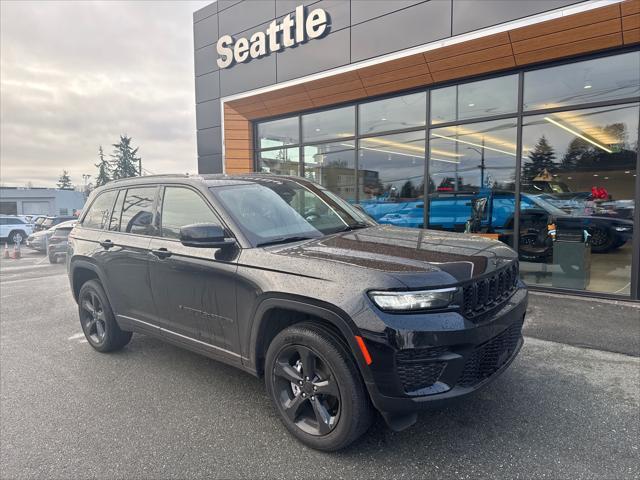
[524,291,640,357]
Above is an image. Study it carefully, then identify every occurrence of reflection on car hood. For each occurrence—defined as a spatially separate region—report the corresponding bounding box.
[268,225,517,283]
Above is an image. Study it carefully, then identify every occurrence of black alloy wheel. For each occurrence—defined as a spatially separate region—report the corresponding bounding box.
[265,323,373,451]
[589,227,614,253]
[78,280,132,352]
[272,345,341,436]
[80,289,107,345]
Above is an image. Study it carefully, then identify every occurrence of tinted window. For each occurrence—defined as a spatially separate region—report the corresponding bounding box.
[431,75,518,124]
[258,147,300,176]
[257,116,299,149]
[109,190,125,231]
[359,92,426,135]
[160,187,220,240]
[53,228,71,238]
[302,106,355,142]
[82,191,118,230]
[120,187,157,235]
[523,52,640,111]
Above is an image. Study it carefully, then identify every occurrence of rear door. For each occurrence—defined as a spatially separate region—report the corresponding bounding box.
[96,186,159,326]
[148,185,240,357]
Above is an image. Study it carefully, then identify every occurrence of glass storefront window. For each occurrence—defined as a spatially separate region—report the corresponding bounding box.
[430,75,518,125]
[258,147,300,176]
[303,142,356,202]
[257,116,299,149]
[359,92,426,135]
[428,119,517,240]
[358,131,426,227]
[523,51,640,111]
[519,103,638,295]
[302,106,355,143]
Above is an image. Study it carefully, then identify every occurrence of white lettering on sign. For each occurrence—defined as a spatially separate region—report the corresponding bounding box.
[216,5,328,69]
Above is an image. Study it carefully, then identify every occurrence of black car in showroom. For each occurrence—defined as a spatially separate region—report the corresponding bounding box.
[67,174,527,451]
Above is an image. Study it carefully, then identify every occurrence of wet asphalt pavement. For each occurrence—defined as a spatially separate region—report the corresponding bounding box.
[1,250,638,479]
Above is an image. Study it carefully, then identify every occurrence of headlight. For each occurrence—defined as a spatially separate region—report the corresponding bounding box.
[369,287,457,311]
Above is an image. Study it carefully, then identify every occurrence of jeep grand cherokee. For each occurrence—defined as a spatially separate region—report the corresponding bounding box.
[68,174,527,451]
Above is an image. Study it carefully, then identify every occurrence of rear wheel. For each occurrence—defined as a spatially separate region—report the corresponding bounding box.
[78,280,132,352]
[48,252,57,264]
[8,230,25,244]
[265,323,373,451]
[589,227,614,253]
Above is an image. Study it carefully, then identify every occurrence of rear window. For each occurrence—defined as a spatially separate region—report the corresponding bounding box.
[82,190,118,230]
[42,218,54,228]
[53,228,71,238]
[35,217,45,225]
[119,187,157,235]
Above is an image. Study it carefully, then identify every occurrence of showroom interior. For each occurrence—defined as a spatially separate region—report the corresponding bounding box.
[193,0,640,300]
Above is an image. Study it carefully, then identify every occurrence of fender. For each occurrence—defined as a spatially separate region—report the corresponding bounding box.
[246,295,374,384]
[69,258,114,306]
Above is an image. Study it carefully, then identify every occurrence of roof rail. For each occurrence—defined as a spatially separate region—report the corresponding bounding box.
[109,173,198,184]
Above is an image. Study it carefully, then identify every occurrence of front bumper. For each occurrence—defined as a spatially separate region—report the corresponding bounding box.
[360,285,528,415]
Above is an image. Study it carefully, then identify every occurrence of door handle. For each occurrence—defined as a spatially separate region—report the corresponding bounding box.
[99,239,114,250]
[151,248,172,259]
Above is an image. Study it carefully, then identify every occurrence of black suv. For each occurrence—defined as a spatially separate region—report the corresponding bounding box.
[68,174,527,451]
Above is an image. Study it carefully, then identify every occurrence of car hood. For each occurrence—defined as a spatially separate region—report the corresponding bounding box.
[266,225,517,286]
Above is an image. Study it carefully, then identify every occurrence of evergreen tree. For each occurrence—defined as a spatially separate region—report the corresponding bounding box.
[523,135,556,183]
[57,170,73,190]
[111,135,141,180]
[95,145,111,187]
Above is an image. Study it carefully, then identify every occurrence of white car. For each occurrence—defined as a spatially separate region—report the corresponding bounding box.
[0,215,34,244]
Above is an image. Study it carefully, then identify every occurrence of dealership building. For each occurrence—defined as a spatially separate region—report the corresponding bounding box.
[193,0,640,300]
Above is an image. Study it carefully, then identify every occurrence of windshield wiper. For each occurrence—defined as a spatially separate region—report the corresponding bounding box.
[335,223,370,233]
[257,236,317,247]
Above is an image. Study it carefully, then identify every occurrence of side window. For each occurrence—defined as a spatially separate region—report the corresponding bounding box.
[160,187,220,240]
[82,190,118,229]
[108,190,125,231]
[120,187,157,235]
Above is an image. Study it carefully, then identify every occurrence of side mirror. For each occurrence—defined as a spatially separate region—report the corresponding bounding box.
[179,223,236,248]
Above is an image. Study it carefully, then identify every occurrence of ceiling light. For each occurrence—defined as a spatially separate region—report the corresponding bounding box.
[584,85,592,89]
[593,174,599,177]
[604,177,609,180]
[381,117,387,121]
[431,133,516,157]
[625,171,631,174]
[431,148,464,158]
[315,128,321,132]
[544,117,613,154]
[567,177,573,180]
[468,103,475,107]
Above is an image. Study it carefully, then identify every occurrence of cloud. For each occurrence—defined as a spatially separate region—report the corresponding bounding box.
[0,0,210,187]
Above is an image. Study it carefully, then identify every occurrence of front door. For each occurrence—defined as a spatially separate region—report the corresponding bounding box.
[148,186,240,357]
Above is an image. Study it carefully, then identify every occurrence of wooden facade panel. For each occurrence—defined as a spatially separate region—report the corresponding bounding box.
[356,53,426,79]
[423,32,511,62]
[303,71,362,91]
[508,4,621,42]
[257,83,308,101]
[224,120,253,131]
[225,128,252,140]
[360,63,431,87]
[311,88,369,107]
[622,13,640,30]
[428,44,514,72]
[305,78,365,99]
[364,74,433,96]
[623,28,640,43]
[431,55,516,82]
[266,99,315,117]
[514,32,623,65]
[263,91,311,109]
[225,139,252,151]
[511,19,621,55]
[621,0,640,16]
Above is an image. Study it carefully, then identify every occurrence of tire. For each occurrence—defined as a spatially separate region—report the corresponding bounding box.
[78,280,132,352]
[48,252,57,264]
[265,322,373,451]
[8,230,25,244]
[589,227,614,253]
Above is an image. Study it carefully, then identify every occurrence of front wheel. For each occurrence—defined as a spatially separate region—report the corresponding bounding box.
[265,323,373,451]
[8,230,25,244]
[78,280,132,352]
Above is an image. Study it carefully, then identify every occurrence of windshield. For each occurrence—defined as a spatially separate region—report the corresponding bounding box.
[525,195,568,216]
[42,218,54,227]
[210,178,375,247]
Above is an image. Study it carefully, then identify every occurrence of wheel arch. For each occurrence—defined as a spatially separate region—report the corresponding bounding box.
[69,259,113,305]
[248,296,372,383]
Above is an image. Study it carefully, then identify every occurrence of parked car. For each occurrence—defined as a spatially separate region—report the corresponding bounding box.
[48,221,76,263]
[0,215,33,244]
[34,215,76,232]
[68,174,527,451]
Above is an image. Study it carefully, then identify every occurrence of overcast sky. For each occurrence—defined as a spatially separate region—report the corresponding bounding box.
[0,0,210,188]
